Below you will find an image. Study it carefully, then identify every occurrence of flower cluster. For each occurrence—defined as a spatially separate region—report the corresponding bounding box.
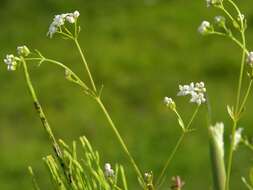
[3,45,30,71]
[47,10,80,38]
[177,82,206,105]
[209,122,224,157]
[233,128,243,151]
[104,163,114,178]
[4,54,18,71]
[198,21,212,35]
[164,97,176,110]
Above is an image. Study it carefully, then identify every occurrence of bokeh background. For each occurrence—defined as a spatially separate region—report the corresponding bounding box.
[1,0,253,189]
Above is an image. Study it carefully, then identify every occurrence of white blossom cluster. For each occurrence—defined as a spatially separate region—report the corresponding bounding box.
[164,97,176,109]
[233,128,243,151]
[3,46,30,71]
[104,163,114,178]
[247,52,253,66]
[209,122,224,157]
[198,21,211,35]
[47,10,80,38]
[177,82,206,105]
[4,54,18,71]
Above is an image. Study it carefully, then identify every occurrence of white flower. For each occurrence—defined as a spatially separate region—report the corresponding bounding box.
[247,52,253,66]
[104,163,114,177]
[209,122,224,157]
[177,82,195,96]
[195,81,206,93]
[177,82,206,105]
[4,54,18,71]
[190,92,206,105]
[214,16,225,26]
[198,21,211,35]
[17,45,30,57]
[73,11,80,18]
[66,15,75,23]
[47,10,80,38]
[233,128,243,151]
[164,97,176,109]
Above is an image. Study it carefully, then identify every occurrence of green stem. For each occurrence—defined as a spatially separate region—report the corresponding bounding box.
[235,31,246,113]
[25,57,89,91]
[74,38,97,93]
[155,106,200,188]
[219,4,235,23]
[210,32,248,55]
[21,59,72,185]
[156,133,185,189]
[238,80,253,115]
[225,121,237,190]
[95,97,144,185]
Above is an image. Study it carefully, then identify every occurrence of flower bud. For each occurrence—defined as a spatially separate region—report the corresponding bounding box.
[198,21,212,35]
[17,45,30,57]
[247,52,253,67]
[214,16,226,27]
[164,97,176,110]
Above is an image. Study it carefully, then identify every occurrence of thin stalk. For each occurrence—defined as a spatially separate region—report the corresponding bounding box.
[235,31,246,113]
[25,57,89,90]
[21,59,58,149]
[156,133,185,189]
[238,80,253,115]
[210,32,248,55]
[219,4,235,24]
[21,59,72,186]
[225,121,237,190]
[74,38,97,93]
[155,106,200,188]
[95,97,144,185]
[226,7,246,188]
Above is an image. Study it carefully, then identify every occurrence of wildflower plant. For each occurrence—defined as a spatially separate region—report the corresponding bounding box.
[2,0,253,190]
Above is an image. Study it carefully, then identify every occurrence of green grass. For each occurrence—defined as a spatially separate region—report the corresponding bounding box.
[1,0,253,189]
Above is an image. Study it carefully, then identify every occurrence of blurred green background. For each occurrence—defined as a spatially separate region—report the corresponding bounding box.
[1,0,253,189]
